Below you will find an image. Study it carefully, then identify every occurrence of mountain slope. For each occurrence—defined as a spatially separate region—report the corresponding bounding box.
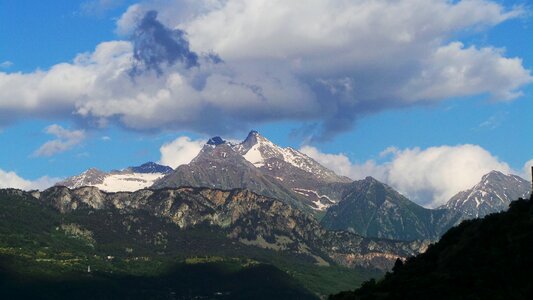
[442,170,530,219]
[56,162,173,193]
[321,177,458,241]
[153,131,352,212]
[330,195,533,300]
[151,140,310,212]
[237,131,353,210]
[18,186,423,271]
[234,131,350,184]
[0,189,318,300]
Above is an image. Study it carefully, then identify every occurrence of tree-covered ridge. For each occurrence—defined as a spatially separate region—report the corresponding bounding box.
[0,188,381,298]
[330,195,533,300]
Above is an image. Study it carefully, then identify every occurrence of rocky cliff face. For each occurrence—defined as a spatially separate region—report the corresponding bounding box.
[34,186,422,270]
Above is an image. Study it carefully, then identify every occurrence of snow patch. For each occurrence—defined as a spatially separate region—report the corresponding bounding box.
[94,173,164,192]
[243,143,265,167]
[293,188,335,211]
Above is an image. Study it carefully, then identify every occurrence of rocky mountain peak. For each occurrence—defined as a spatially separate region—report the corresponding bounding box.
[238,130,263,150]
[192,141,243,164]
[481,170,507,182]
[56,168,106,189]
[362,176,380,184]
[129,162,173,174]
[245,130,260,140]
[83,168,105,176]
[442,170,530,218]
[232,130,341,181]
[207,136,226,146]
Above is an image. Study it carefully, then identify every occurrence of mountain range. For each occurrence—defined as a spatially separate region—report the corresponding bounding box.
[3,130,531,298]
[56,131,531,242]
[0,185,418,297]
[29,186,424,270]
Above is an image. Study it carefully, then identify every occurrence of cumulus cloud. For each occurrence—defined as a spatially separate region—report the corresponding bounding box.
[0,0,531,139]
[300,146,387,180]
[159,136,205,168]
[0,168,60,190]
[522,159,533,179]
[33,125,86,157]
[301,144,513,208]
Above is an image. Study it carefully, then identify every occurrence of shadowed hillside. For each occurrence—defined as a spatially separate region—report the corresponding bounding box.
[330,195,533,300]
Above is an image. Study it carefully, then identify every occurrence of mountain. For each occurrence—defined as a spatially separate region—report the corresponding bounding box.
[0,189,318,299]
[153,131,352,212]
[442,170,530,219]
[234,131,350,184]
[235,131,353,209]
[18,186,423,271]
[320,177,459,241]
[56,162,173,193]
[151,139,310,212]
[330,195,533,300]
[0,186,424,296]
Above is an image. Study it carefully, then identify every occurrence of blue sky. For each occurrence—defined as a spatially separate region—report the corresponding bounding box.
[0,0,532,207]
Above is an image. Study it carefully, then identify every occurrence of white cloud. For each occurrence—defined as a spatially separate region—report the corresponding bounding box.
[302,144,512,208]
[116,4,144,35]
[0,0,530,139]
[522,159,533,179]
[300,146,387,180]
[0,61,13,69]
[159,136,205,168]
[402,42,531,102]
[0,168,60,190]
[33,124,86,157]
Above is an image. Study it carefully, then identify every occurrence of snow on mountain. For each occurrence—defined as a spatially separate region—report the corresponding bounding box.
[58,168,107,189]
[91,172,167,192]
[233,130,348,183]
[441,170,530,219]
[56,162,173,193]
[293,188,336,211]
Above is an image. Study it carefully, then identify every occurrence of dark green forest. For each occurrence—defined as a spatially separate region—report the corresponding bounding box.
[330,195,533,300]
